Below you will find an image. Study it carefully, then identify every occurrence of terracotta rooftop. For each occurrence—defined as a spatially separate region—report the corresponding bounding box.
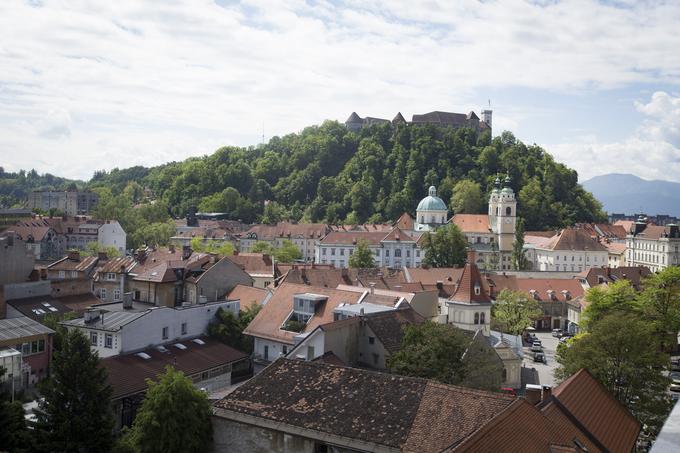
[449,214,491,234]
[101,336,248,400]
[492,277,584,303]
[226,285,270,311]
[404,267,464,286]
[394,212,415,230]
[580,266,651,291]
[243,222,330,240]
[319,230,387,246]
[225,252,274,276]
[47,254,99,272]
[448,252,492,305]
[281,267,407,290]
[6,225,53,242]
[213,358,517,452]
[94,256,136,275]
[364,308,424,354]
[243,283,367,345]
[546,369,641,452]
[544,229,608,252]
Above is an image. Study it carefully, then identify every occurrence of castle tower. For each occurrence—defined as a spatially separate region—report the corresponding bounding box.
[481,109,492,129]
[496,174,516,252]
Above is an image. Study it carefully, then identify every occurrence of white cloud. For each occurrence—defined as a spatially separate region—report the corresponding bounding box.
[550,92,680,182]
[0,1,679,178]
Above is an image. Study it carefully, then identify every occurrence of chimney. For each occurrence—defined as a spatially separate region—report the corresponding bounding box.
[97,251,108,261]
[541,385,552,402]
[67,250,80,261]
[182,245,192,260]
[436,280,444,290]
[525,385,542,405]
[369,282,375,295]
[466,249,476,264]
[561,290,571,301]
[123,292,133,309]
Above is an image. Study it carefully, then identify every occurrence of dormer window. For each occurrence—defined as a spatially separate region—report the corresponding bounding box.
[474,283,481,296]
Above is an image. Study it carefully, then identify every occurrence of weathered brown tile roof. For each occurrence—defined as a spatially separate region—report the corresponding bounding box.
[7,296,72,321]
[5,225,53,242]
[281,267,407,290]
[225,253,274,275]
[132,261,177,283]
[404,267,464,285]
[395,212,414,230]
[226,285,269,311]
[411,111,469,126]
[95,256,136,274]
[448,253,492,304]
[492,277,584,302]
[636,224,675,240]
[328,223,394,232]
[580,266,651,290]
[319,230,386,246]
[614,220,635,233]
[48,255,99,272]
[213,358,517,451]
[364,308,424,354]
[544,229,608,252]
[243,283,365,344]
[603,241,626,254]
[381,226,416,242]
[101,336,248,400]
[243,222,330,240]
[548,369,641,452]
[449,214,491,234]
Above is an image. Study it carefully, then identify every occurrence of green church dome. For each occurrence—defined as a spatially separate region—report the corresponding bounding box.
[417,186,447,211]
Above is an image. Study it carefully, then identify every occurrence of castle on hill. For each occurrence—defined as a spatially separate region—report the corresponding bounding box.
[345,109,492,134]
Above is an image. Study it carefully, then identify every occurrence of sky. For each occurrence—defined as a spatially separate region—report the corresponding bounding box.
[1,0,680,182]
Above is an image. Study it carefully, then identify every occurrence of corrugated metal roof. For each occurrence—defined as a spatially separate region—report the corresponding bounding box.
[0,316,55,341]
[62,310,147,332]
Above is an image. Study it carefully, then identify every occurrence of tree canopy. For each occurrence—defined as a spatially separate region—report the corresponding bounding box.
[450,179,484,214]
[421,223,468,268]
[491,289,542,335]
[124,367,213,453]
[34,329,114,453]
[348,239,375,268]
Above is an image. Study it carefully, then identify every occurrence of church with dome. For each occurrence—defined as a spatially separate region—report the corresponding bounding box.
[315,176,517,270]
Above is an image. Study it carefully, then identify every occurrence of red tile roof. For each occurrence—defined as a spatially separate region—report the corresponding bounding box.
[449,214,491,234]
[319,230,386,246]
[226,285,269,311]
[545,229,608,252]
[395,212,415,230]
[101,336,248,400]
[547,369,641,452]
[243,222,330,240]
[225,253,274,275]
[448,253,492,304]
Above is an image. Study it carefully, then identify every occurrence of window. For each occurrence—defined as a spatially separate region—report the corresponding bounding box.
[113,289,121,301]
[307,345,315,361]
[181,322,187,335]
[474,313,480,324]
[368,336,375,345]
[282,345,288,355]
[162,327,169,340]
[480,312,485,324]
[71,271,78,278]
[416,250,420,258]
[331,248,335,256]
[90,332,98,346]
[506,207,511,216]
[385,249,390,257]
[322,248,327,255]
[395,249,401,257]
[340,249,344,256]
[406,249,410,257]
[58,270,65,279]
[100,288,107,300]
[106,273,116,281]
[105,334,113,348]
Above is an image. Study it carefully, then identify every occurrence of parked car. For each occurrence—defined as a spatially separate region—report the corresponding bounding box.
[533,352,546,363]
[552,329,564,338]
[672,358,680,371]
[532,339,542,347]
[531,343,543,353]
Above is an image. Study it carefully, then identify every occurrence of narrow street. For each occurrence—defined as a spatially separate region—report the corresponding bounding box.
[522,331,561,387]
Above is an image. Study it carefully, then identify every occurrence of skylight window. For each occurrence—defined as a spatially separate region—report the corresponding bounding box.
[174,343,187,350]
[136,352,151,360]
[192,338,205,345]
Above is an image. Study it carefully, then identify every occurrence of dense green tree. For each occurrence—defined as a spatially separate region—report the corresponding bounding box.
[491,289,542,335]
[261,201,287,224]
[189,237,234,256]
[251,241,274,254]
[450,179,484,214]
[388,322,502,390]
[208,304,263,354]
[348,239,375,268]
[34,329,114,453]
[580,280,641,331]
[273,239,302,263]
[0,367,32,453]
[125,367,212,453]
[83,242,121,258]
[639,267,680,352]
[556,313,672,437]
[511,218,528,270]
[421,223,468,268]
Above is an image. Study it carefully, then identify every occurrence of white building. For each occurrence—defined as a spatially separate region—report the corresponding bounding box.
[525,229,609,272]
[98,220,127,254]
[61,298,240,358]
[445,251,492,336]
[626,219,680,272]
[238,222,330,262]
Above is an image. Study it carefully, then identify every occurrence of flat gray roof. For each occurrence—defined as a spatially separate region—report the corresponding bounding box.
[0,316,55,341]
[62,311,146,332]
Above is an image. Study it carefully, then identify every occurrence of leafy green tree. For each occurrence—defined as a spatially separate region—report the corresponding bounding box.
[556,312,672,437]
[190,237,234,256]
[34,329,114,453]
[0,367,32,453]
[639,266,680,352]
[492,289,542,335]
[581,280,640,331]
[84,242,121,258]
[125,367,212,453]
[421,223,467,268]
[208,305,262,353]
[261,201,287,224]
[450,179,484,214]
[122,181,144,203]
[273,239,302,263]
[251,241,274,254]
[388,322,501,390]
[511,218,528,270]
[348,240,375,268]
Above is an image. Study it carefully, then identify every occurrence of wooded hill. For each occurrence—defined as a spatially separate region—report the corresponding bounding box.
[12,121,606,231]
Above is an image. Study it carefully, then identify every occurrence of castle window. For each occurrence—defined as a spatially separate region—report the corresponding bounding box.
[506,207,512,216]
[480,312,485,324]
[474,313,480,324]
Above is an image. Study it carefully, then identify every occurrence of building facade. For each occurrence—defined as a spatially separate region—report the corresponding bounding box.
[28,190,99,216]
[626,219,680,272]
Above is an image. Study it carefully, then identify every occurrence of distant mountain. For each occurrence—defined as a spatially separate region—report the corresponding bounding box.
[582,174,680,217]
